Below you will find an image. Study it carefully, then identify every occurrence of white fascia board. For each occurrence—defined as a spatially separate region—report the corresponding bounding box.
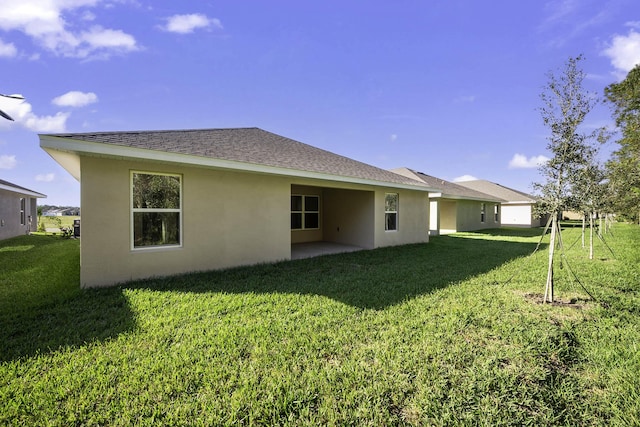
[441,194,504,203]
[501,200,536,205]
[0,182,46,198]
[39,135,436,192]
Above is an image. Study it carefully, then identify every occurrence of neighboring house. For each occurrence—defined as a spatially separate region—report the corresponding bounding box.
[43,207,80,216]
[456,180,545,227]
[40,127,436,288]
[392,168,504,235]
[0,179,46,240]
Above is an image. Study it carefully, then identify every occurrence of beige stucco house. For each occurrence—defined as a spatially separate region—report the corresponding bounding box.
[40,128,436,288]
[456,180,545,228]
[0,179,46,240]
[392,168,504,235]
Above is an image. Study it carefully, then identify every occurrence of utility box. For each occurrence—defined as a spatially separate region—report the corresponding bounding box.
[73,219,80,238]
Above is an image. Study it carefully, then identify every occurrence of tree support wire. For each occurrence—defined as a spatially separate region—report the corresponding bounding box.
[501,215,599,304]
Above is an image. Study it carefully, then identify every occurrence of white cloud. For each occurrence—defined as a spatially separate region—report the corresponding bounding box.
[390,134,398,142]
[162,14,223,34]
[35,173,55,182]
[0,154,17,169]
[52,91,98,107]
[603,30,640,74]
[453,174,478,182]
[0,0,138,59]
[508,153,549,169]
[0,96,69,132]
[0,38,17,57]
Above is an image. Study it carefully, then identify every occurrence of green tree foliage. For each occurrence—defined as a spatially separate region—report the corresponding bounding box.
[604,64,640,223]
[534,55,600,302]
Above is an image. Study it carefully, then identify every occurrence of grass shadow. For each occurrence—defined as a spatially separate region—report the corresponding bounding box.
[125,231,542,310]
[0,235,135,362]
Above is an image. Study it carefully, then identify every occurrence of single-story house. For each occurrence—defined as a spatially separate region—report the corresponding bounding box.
[40,127,437,288]
[391,168,504,235]
[0,178,46,240]
[456,180,545,228]
[43,207,80,216]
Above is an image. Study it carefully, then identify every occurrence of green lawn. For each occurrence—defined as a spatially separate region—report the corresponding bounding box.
[1,226,639,426]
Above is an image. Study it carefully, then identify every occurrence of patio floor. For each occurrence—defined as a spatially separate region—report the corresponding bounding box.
[291,241,364,260]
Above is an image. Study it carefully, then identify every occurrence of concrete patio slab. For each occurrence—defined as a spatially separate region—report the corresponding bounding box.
[291,241,364,260]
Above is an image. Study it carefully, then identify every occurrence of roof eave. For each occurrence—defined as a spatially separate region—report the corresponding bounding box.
[0,182,46,198]
[39,135,436,192]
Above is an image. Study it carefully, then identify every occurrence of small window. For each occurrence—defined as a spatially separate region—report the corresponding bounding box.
[20,198,26,225]
[385,193,398,231]
[131,172,182,249]
[494,204,499,222]
[291,195,319,230]
[480,203,486,223]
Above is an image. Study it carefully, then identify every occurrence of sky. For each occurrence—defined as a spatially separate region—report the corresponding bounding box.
[1,0,639,207]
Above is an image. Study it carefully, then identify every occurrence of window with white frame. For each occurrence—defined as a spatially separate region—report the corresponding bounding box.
[291,195,319,230]
[20,198,25,225]
[480,203,486,223]
[494,204,499,222]
[131,171,182,249]
[385,193,398,231]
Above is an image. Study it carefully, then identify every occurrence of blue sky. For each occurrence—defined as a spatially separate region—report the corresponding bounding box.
[1,0,639,206]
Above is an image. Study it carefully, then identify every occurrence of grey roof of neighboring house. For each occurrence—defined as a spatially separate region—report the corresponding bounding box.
[390,168,505,202]
[456,179,537,203]
[42,127,431,189]
[0,178,46,198]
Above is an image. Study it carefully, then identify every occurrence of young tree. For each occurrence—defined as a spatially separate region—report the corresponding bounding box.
[572,160,607,259]
[604,64,640,224]
[534,55,600,302]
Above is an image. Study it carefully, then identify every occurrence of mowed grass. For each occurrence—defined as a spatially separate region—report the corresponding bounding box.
[1,225,639,426]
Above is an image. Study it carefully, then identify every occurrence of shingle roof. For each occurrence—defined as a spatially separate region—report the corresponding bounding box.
[0,178,46,197]
[391,168,504,202]
[456,180,537,203]
[42,127,429,188]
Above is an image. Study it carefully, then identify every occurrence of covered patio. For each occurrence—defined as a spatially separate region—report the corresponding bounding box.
[291,241,364,260]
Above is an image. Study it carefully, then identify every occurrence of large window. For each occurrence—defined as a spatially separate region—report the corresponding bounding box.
[291,195,319,230]
[385,193,398,231]
[20,198,25,225]
[131,171,182,249]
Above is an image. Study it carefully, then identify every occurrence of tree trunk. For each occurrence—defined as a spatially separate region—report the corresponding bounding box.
[581,215,586,248]
[544,215,557,303]
[589,212,594,260]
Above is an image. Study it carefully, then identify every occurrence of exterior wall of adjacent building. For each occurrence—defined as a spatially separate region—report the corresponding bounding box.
[431,199,500,235]
[455,200,500,232]
[501,204,536,227]
[0,189,38,240]
[429,200,440,235]
[79,155,430,288]
[439,200,457,235]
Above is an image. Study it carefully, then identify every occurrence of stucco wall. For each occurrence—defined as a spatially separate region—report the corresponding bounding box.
[0,190,37,240]
[502,204,534,227]
[79,156,431,287]
[456,200,500,232]
[80,156,291,287]
[323,187,375,248]
[429,200,439,235]
[439,200,457,234]
[374,189,429,248]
